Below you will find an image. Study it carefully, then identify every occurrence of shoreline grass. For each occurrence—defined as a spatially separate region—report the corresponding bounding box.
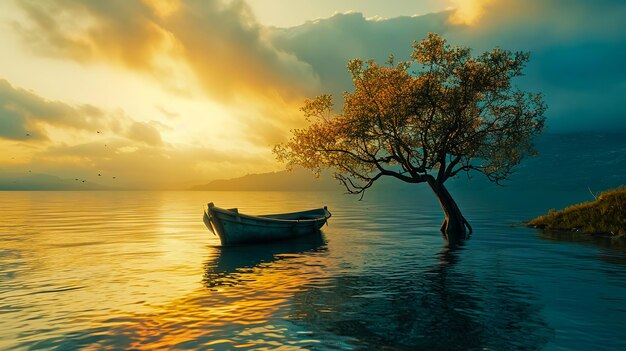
[529,187,626,237]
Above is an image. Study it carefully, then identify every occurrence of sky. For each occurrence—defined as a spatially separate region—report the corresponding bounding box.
[0,0,624,189]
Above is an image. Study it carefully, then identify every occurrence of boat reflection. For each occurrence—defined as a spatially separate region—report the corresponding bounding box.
[203,232,327,288]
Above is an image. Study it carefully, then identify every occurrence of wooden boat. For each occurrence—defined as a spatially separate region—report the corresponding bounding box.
[203,202,331,246]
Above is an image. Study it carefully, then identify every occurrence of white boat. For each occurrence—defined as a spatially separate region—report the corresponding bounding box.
[203,202,332,246]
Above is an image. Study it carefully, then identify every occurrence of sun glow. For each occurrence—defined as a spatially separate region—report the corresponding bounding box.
[449,0,493,26]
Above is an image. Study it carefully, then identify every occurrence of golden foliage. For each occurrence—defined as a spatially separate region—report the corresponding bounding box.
[274,33,546,195]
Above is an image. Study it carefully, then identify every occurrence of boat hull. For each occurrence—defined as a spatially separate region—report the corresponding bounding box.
[204,204,330,246]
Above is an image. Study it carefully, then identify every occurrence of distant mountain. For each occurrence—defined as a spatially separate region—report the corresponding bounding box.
[190,168,340,191]
[0,172,120,191]
[191,132,626,193]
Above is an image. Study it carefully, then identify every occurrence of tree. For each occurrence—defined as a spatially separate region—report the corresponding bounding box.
[274,33,546,239]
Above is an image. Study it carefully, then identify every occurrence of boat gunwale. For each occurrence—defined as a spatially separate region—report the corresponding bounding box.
[213,216,326,229]
[207,206,330,225]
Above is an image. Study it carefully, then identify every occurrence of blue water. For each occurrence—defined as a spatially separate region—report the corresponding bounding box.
[1,190,625,350]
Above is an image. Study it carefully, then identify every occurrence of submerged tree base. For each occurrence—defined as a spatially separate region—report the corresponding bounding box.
[528,187,626,237]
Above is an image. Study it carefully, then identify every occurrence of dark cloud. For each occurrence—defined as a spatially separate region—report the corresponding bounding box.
[270,1,626,132]
[270,11,451,98]
[449,0,626,131]
[0,106,43,141]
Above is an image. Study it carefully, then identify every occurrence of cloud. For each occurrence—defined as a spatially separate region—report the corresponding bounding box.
[13,0,326,146]
[0,79,107,141]
[270,1,626,131]
[14,0,321,100]
[15,1,169,70]
[0,77,185,165]
[0,78,173,143]
[155,105,180,119]
[446,0,626,131]
[270,11,451,98]
[0,105,43,141]
[126,121,163,146]
[10,0,626,145]
[163,0,321,100]
[0,78,277,189]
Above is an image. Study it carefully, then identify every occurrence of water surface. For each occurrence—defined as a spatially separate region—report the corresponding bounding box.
[1,191,625,350]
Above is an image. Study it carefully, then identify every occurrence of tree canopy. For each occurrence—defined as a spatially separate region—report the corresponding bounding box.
[274,33,546,237]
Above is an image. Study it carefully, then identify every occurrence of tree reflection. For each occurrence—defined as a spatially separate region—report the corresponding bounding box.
[203,233,327,288]
[445,230,469,249]
[290,244,552,350]
[537,228,626,248]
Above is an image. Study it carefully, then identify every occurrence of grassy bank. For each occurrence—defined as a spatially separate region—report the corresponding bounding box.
[529,187,626,237]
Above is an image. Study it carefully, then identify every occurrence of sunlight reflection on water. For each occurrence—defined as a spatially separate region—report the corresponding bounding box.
[1,191,625,350]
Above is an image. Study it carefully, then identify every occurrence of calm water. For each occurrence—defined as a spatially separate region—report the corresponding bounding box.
[1,190,625,350]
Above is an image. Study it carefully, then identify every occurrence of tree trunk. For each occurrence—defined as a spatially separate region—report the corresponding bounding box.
[427,177,472,241]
